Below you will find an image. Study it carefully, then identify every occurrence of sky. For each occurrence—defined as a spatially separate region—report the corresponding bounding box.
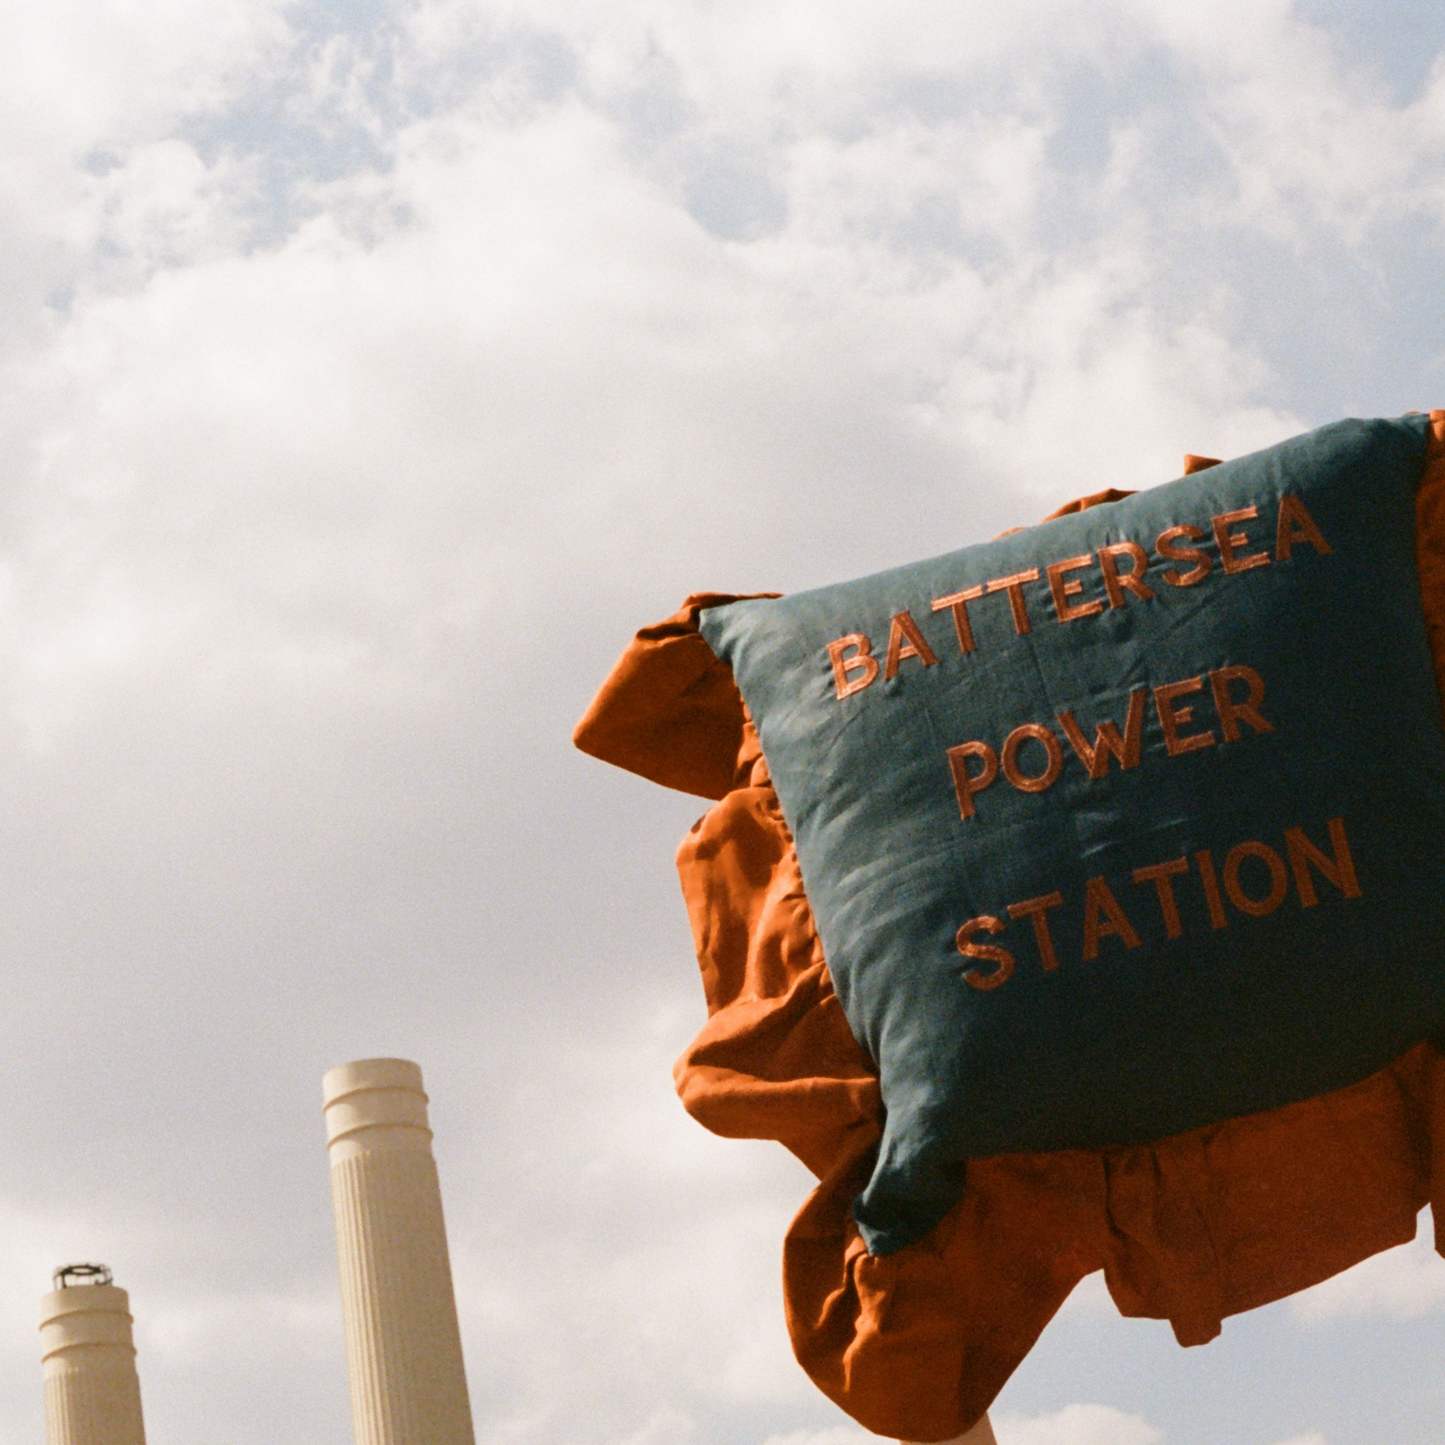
[1,0,1445,1442]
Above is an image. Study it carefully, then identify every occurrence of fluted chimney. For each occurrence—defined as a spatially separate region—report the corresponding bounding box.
[324,1057,475,1445]
[40,1264,146,1445]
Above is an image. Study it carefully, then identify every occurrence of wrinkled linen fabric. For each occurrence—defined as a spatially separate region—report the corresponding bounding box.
[573,413,1445,1443]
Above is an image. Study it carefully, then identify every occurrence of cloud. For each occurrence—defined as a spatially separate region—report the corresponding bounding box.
[987,1408,1329,1445]
[996,1403,1162,1445]
[1289,1222,1445,1324]
[758,1429,871,1445]
[447,1000,820,1445]
[0,2,1440,1443]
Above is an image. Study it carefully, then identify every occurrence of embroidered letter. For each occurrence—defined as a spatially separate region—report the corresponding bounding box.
[1001,724,1064,793]
[1098,541,1156,607]
[1008,892,1066,971]
[1212,505,1271,574]
[1285,816,1362,906]
[1210,664,1274,742]
[1132,856,1190,939]
[884,610,939,679]
[958,916,1014,990]
[931,585,984,655]
[987,569,1041,635]
[948,741,998,819]
[1223,841,1289,916]
[1082,877,1142,959]
[1275,493,1333,562]
[1157,524,1212,587]
[828,634,878,699]
[1057,688,1147,778]
[1154,677,1216,755]
[1047,554,1102,622]
[1195,849,1228,929]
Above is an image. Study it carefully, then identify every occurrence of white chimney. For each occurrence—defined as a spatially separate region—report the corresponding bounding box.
[324,1057,475,1445]
[40,1264,146,1445]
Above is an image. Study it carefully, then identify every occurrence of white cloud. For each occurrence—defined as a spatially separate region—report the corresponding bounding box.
[1290,1224,1445,1324]
[758,1429,871,1445]
[616,1406,698,1445]
[0,3,1438,1443]
[0,0,289,155]
[996,1403,1162,1445]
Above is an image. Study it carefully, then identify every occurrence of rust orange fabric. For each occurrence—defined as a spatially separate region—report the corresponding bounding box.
[576,413,1445,1442]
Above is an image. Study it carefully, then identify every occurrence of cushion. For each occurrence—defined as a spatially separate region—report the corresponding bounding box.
[697,415,1445,1254]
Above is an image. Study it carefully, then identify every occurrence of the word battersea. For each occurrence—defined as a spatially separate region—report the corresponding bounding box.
[956,815,1361,991]
[826,492,1331,698]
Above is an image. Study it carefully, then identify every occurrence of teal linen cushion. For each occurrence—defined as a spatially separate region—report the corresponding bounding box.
[699,415,1445,1255]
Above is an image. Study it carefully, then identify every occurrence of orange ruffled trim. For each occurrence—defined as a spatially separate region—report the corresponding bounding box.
[576,415,1445,1442]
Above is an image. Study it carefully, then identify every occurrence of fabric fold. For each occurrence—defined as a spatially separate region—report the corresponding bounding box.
[576,412,1445,1441]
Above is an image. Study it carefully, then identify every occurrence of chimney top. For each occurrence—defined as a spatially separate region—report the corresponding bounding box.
[52,1263,113,1290]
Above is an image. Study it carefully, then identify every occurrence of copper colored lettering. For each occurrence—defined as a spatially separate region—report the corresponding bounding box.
[1001,724,1063,793]
[948,742,998,819]
[883,610,939,680]
[1275,494,1333,562]
[1098,541,1156,607]
[1210,664,1273,742]
[1223,841,1288,916]
[1154,677,1216,755]
[1212,505,1271,574]
[1057,689,1147,778]
[1195,849,1228,929]
[1132,856,1189,939]
[957,916,1014,990]
[1082,877,1142,960]
[1008,892,1065,972]
[828,634,879,699]
[1046,554,1102,623]
[1285,816,1362,906]
[931,586,984,655]
[1157,524,1212,587]
[987,569,1041,635]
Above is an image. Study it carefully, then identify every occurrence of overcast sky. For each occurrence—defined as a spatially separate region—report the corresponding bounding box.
[1,1,1445,1442]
